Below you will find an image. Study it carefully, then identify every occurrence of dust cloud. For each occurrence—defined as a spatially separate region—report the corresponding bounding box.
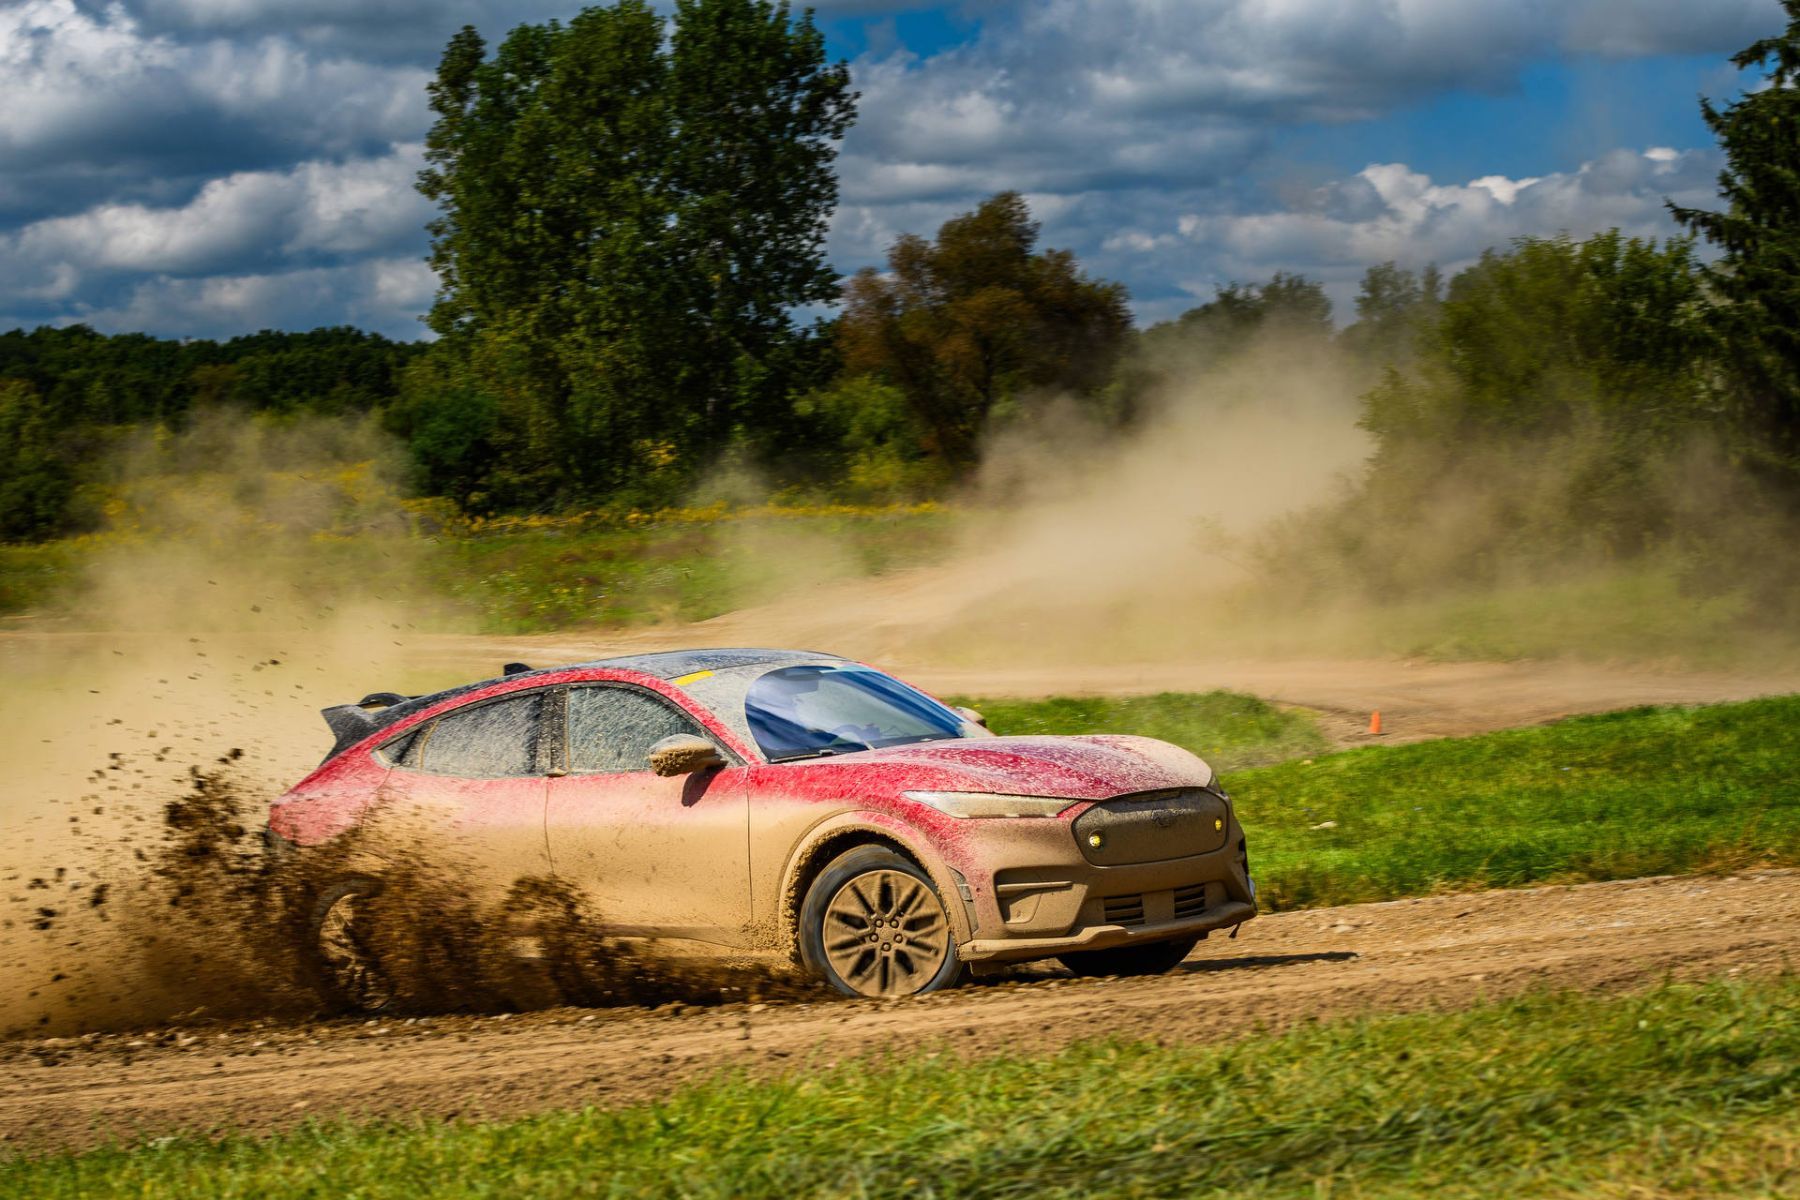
[701,327,1800,673]
[0,414,470,1034]
[684,329,1382,668]
[922,331,1373,664]
[0,413,832,1036]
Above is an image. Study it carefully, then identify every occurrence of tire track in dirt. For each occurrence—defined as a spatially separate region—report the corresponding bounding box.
[5,869,1795,1153]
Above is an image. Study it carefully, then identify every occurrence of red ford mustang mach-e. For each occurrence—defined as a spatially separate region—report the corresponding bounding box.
[268,649,1256,1002]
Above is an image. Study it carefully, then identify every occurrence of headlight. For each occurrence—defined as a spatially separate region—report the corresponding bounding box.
[902,791,1076,818]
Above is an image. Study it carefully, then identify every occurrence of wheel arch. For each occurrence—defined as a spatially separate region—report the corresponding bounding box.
[778,814,971,961]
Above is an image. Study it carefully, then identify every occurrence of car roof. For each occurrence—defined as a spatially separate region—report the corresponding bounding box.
[571,647,839,680]
[321,647,846,759]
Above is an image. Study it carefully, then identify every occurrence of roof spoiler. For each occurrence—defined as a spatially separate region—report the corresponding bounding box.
[321,703,379,751]
[320,691,414,761]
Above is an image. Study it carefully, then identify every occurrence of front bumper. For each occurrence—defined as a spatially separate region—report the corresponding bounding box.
[948,803,1257,963]
[961,896,1257,961]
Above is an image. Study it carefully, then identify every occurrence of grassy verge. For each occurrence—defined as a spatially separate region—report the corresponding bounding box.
[0,540,83,617]
[971,692,1800,911]
[0,505,959,632]
[957,690,1329,771]
[7,975,1796,1197]
[1230,696,1800,908]
[424,505,957,632]
[1384,567,1794,666]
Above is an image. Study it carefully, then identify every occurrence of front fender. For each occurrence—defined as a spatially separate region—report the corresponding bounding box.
[778,810,977,953]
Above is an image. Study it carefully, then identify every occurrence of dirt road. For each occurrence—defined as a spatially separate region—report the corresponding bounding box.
[5,869,1794,1153]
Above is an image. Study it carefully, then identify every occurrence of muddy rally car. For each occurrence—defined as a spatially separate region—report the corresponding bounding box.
[268,649,1256,1003]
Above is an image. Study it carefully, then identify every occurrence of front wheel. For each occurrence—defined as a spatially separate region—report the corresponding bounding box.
[799,846,962,998]
[1058,934,1200,979]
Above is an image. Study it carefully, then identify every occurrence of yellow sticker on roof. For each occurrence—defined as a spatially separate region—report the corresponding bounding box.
[671,669,715,686]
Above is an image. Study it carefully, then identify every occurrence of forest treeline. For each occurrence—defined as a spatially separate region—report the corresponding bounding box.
[3,0,1798,612]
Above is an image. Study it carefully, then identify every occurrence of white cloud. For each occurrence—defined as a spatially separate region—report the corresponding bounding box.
[0,2,426,185]
[60,257,435,340]
[0,0,1776,337]
[1190,148,1716,268]
[0,143,431,311]
[1090,146,1723,322]
[838,0,1779,206]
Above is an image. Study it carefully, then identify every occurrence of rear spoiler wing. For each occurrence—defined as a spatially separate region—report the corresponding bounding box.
[319,692,413,761]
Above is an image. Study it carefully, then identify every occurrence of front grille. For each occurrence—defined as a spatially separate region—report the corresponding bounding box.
[1103,893,1145,926]
[1173,882,1208,919]
[1073,788,1231,865]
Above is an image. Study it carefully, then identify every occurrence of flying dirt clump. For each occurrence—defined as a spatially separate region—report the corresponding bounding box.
[3,754,825,1037]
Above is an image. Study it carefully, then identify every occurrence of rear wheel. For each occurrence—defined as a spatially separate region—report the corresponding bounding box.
[800,846,961,998]
[303,875,394,1013]
[1058,935,1200,978]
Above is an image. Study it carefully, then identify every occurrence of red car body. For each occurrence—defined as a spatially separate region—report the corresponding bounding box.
[270,650,1257,992]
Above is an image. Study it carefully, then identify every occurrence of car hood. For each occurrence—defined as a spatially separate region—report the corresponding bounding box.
[774,734,1213,800]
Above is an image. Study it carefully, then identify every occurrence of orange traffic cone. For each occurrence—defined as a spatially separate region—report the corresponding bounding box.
[1368,710,1383,735]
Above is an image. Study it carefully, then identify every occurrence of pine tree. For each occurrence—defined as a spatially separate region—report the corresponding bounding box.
[1671,0,1800,490]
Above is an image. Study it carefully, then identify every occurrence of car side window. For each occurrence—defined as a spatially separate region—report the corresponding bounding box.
[566,685,706,775]
[418,692,546,778]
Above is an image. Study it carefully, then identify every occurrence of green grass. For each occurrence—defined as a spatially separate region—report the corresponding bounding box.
[7,975,1796,1197]
[6,505,1796,670]
[960,691,1800,911]
[0,540,84,617]
[1358,563,1789,667]
[957,691,1329,771]
[424,509,957,632]
[1232,696,1800,909]
[0,508,959,631]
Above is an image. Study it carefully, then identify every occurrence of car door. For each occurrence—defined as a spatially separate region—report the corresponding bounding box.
[372,689,554,894]
[544,683,751,946]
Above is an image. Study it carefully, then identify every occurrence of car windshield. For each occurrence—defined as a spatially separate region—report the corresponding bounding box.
[745,664,974,761]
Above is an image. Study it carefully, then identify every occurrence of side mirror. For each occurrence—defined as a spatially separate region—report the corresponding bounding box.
[953,705,989,729]
[647,734,727,777]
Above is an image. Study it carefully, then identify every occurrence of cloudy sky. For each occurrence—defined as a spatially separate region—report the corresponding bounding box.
[0,0,1782,339]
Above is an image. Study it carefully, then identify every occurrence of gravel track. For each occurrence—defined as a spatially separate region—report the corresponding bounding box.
[5,869,1795,1154]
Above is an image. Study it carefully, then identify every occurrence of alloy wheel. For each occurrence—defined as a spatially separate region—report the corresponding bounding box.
[820,868,951,997]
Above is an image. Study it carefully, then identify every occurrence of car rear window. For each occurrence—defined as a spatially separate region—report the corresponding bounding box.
[417,692,545,778]
[566,686,705,774]
[376,726,426,768]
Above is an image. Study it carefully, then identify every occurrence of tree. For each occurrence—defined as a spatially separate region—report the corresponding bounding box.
[1340,261,1441,367]
[1135,272,1334,367]
[837,192,1132,466]
[1343,231,1714,568]
[1111,272,1338,423]
[417,1,855,505]
[0,380,78,541]
[1671,0,1800,490]
[1363,232,1711,447]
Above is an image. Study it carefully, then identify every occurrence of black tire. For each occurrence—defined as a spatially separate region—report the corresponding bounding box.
[799,845,963,998]
[302,875,395,1014]
[1058,934,1200,979]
